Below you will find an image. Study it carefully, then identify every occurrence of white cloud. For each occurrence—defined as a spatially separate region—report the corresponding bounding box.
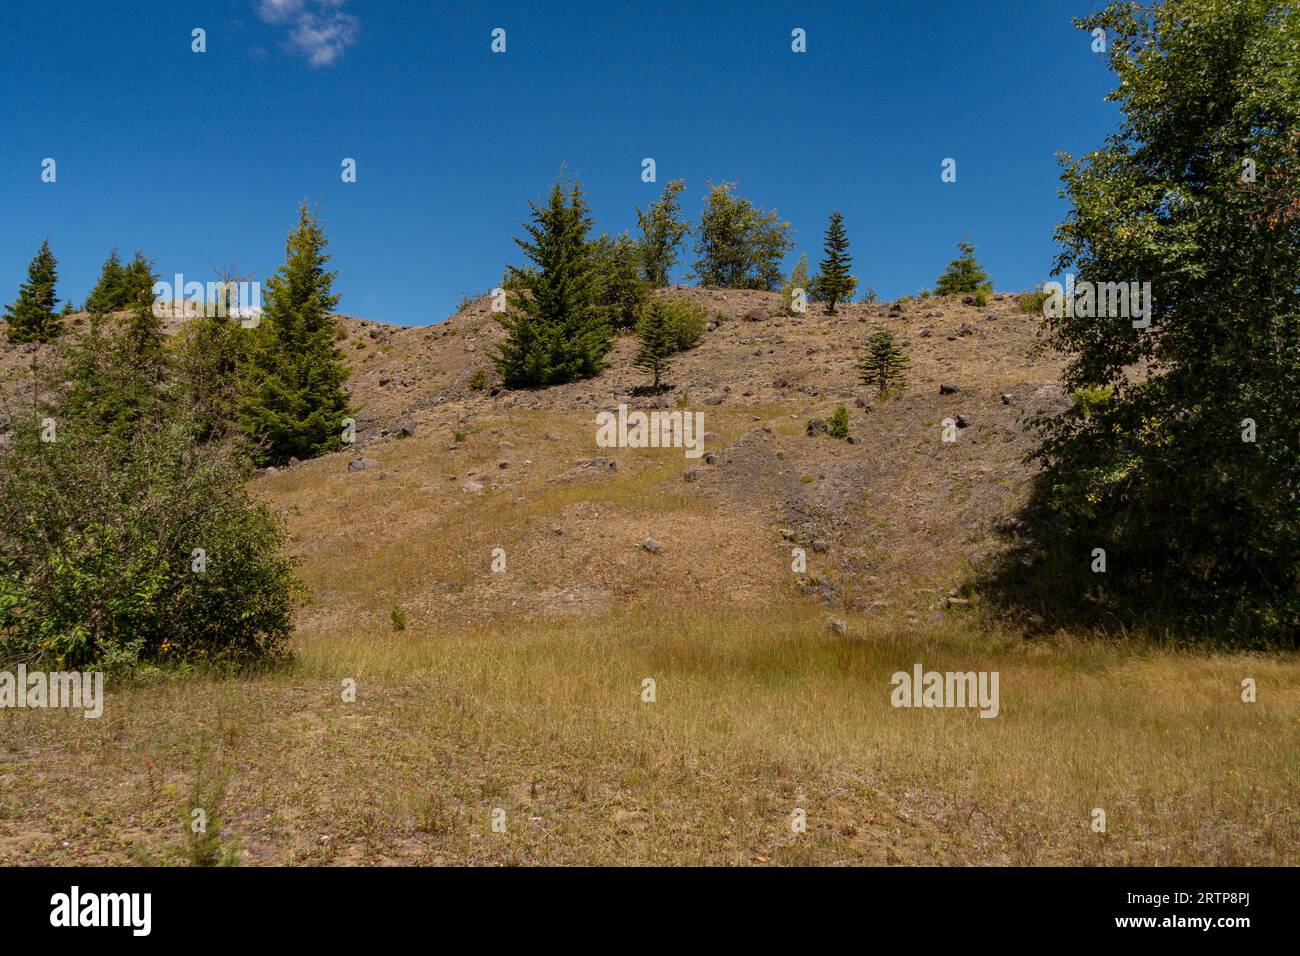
[255,0,358,67]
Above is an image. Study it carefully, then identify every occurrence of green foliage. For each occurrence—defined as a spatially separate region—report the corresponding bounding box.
[860,285,879,304]
[84,248,157,315]
[828,404,850,439]
[390,606,407,632]
[858,327,910,397]
[780,254,810,315]
[1072,385,1113,418]
[632,299,675,392]
[494,179,612,388]
[589,232,649,330]
[636,178,691,286]
[468,368,488,391]
[4,239,61,343]
[0,336,302,671]
[810,211,855,314]
[934,240,992,296]
[985,0,1300,645]
[237,203,353,465]
[972,286,991,307]
[659,298,707,352]
[690,182,794,290]
[1019,287,1051,314]
[175,268,254,447]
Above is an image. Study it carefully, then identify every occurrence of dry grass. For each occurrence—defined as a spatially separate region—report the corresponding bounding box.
[2,609,1295,866]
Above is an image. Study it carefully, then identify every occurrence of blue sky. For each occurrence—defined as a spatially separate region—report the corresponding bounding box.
[0,0,1117,327]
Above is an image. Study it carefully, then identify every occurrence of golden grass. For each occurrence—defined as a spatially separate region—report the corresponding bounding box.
[2,608,1295,866]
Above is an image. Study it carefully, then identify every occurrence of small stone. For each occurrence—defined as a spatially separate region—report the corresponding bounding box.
[811,539,829,553]
[1001,393,1014,405]
[642,538,663,554]
[497,460,510,469]
[347,458,378,472]
[460,480,485,493]
[939,383,958,395]
[683,468,702,482]
[827,618,847,636]
[956,414,972,428]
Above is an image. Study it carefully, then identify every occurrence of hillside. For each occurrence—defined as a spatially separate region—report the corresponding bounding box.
[2,295,1297,868]
[255,288,1069,638]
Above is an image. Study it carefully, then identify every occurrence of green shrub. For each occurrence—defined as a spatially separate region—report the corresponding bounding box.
[1072,385,1113,419]
[660,298,707,352]
[468,368,488,391]
[828,404,850,439]
[1019,287,1050,314]
[390,606,407,631]
[0,355,302,672]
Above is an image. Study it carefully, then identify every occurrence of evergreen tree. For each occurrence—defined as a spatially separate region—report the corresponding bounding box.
[85,249,126,314]
[121,251,159,309]
[632,300,674,392]
[494,179,611,388]
[934,240,992,296]
[4,239,61,343]
[237,203,353,465]
[690,182,794,290]
[636,179,691,286]
[858,327,909,397]
[810,212,855,314]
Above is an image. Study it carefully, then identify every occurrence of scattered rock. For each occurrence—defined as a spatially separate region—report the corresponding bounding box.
[683,468,702,482]
[497,460,510,469]
[811,539,829,553]
[642,537,663,554]
[827,618,847,636]
[806,418,828,436]
[956,414,972,428]
[939,383,958,395]
[348,458,378,472]
[1001,393,1015,405]
[704,395,724,406]
[460,480,485,493]
[396,418,416,437]
[742,308,768,322]
[287,457,301,467]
